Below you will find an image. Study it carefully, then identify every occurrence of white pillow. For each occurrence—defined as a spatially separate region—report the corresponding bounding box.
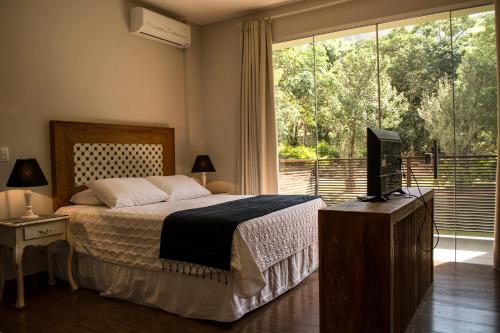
[70,189,104,206]
[146,175,211,201]
[87,178,169,208]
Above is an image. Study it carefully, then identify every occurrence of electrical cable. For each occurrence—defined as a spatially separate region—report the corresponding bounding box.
[407,165,440,252]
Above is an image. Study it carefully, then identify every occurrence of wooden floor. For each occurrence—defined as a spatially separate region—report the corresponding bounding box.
[0,263,499,333]
[407,262,500,333]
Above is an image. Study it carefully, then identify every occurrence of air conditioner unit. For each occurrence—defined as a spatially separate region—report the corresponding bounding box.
[130,7,191,49]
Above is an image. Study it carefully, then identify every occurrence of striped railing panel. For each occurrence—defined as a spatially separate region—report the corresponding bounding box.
[278,155,497,234]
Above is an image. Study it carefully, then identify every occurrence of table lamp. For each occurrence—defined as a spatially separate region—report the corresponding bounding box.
[6,158,48,219]
[191,155,216,187]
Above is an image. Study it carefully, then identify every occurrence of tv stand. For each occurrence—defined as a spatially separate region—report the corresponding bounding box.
[319,187,434,333]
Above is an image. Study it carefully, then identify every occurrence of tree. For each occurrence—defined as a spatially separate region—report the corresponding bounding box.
[378,19,454,155]
[317,38,407,158]
[273,44,316,147]
[273,10,497,160]
[418,12,497,155]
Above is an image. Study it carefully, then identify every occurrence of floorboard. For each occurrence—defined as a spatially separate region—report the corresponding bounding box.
[0,263,499,333]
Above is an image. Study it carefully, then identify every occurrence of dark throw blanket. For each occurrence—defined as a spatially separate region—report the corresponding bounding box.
[159,195,320,271]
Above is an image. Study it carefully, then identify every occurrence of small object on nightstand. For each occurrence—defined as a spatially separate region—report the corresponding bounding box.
[191,155,216,187]
[6,158,48,219]
[0,214,78,309]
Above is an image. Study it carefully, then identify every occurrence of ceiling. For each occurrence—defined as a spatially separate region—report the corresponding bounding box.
[140,0,302,25]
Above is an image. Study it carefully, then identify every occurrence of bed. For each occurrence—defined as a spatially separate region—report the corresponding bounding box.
[50,121,325,322]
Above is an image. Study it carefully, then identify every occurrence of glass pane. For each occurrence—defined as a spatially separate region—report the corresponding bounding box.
[379,12,451,155]
[378,13,454,265]
[273,38,318,195]
[314,26,378,204]
[453,5,497,265]
[273,4,497,266]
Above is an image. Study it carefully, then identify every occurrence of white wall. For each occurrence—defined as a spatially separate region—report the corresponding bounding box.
[0,0,199,219]
[0,0,204,279]
[184,24,208,178]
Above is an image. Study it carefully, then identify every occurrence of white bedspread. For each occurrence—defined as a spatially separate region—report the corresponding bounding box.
[56,194,325,297]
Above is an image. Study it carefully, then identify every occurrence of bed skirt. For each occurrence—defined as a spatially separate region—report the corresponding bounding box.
[53,243,318,322]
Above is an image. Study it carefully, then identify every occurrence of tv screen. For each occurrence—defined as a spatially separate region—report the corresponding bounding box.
[367,127,403,199]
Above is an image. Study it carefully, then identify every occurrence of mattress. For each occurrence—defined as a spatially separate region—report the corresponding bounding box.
[56,194,325,298]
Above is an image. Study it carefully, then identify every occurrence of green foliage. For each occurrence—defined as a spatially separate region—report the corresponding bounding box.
[274,44,316,147]
[278,144,316,160]
[377,19,455,154]
[278,142,341,159]
[419,13,497,155]
[274,9,497,159]
[317,141,340,158]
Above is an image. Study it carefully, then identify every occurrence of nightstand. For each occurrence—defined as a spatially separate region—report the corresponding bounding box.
[0,214,78,309]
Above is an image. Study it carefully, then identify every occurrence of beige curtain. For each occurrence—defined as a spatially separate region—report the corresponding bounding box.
[238,19,279,195]
[494,0,500,269]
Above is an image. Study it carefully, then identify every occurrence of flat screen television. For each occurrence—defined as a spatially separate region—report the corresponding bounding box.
[367,127,403,200]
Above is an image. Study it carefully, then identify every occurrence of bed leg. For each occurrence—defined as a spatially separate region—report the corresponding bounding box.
[66,241,78,291]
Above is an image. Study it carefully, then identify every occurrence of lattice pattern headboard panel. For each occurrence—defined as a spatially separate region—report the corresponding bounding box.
[73,143,164,185]
[50,121,175,210]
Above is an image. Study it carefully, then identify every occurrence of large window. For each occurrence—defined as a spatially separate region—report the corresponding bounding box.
[274,38,317,195]
[273,5,497,265]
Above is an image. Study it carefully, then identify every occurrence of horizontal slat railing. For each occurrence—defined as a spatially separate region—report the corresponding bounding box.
[279,155,497,234]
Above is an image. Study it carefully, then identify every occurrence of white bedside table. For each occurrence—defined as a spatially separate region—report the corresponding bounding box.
[0,214,78,309]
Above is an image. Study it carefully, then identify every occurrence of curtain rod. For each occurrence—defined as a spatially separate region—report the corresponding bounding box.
[238,0,354,26]
[268,0,354,20]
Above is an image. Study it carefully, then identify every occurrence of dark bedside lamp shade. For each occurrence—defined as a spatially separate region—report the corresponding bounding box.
[7,159,48,188]
[191,155,215,188]
[191,155,216,173]
[6,158,48,219]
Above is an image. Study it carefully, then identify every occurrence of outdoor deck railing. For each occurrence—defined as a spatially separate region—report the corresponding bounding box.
[279,155,497,234]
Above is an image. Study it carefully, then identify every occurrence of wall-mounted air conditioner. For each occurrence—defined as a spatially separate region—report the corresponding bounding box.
[130,7,191,49]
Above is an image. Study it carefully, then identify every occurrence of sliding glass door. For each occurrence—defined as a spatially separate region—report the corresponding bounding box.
[273,5,497,265]
[452,7,497,264]
[378,13,456,265]
[274,37,317,195]
[314,26,379,203]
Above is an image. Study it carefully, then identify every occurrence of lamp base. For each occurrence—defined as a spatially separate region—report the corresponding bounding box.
[201,172,207,188]
[21,189,39,219]
[20,212,40,220]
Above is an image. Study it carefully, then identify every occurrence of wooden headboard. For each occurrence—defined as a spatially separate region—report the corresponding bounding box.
[50,121,175,210]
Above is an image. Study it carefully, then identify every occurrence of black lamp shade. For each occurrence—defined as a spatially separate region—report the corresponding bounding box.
[6,159,48,188]
[191,155,216,173]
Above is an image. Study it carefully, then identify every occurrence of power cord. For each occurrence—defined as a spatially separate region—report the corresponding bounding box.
[407,166,440,252]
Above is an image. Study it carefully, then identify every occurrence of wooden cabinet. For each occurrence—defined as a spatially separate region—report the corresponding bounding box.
[319,188,434,333]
